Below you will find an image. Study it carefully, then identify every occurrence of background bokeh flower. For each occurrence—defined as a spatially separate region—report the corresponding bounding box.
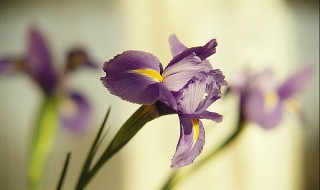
[0,26,97,189]
[229,66,313,129]
[1,27,96,132]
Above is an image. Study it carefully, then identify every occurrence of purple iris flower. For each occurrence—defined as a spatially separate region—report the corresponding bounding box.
[230,67,313,129]
[0,27,97,132]
[101,34,227,168]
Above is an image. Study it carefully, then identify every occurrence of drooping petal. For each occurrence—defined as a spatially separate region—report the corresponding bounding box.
[162,53,210,92]
[171,115,205,168]
[0,58,28,75]
[65,48,98,72]
[101,50,163,104]
[27,27,57,94]
[244,91,283,129]
[60,91,92,132]
[169,34,188,57]
[0,58,15,75]
[166,39,217,68]
[277,66,313,100]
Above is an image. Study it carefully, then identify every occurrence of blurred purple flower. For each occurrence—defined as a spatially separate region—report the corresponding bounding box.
[59,90,92,132]
[101,34,227,168]
[0,27,97,132]
[229,66,313,129]
[65,48,99,71]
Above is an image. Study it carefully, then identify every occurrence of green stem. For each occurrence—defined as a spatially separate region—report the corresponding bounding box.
[28,97,59,190]
[161,120,246,190]
[77,104,160,189]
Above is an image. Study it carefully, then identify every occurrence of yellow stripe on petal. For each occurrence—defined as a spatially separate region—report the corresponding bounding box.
[191,119,200,141]
[134,69,163,82]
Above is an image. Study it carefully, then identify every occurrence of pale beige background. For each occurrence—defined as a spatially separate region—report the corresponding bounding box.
[0,0,319,190]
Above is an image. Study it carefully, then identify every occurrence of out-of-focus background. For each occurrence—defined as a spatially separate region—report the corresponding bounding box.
[0,0,318,190]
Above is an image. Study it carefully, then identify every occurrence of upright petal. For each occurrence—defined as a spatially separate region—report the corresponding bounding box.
[277,66,313,100]
[171,115,205,168]
[162,53,209,92]
[28,27,57,94]
[166,39,217,68]
[169,34,188,57]
[101,50,163,104]
[60,91,92,132]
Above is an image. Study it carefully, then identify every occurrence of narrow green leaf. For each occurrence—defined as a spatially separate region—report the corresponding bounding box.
[81,104,160,188]
[56,152,71,190]
[28,97,59,190]
[76,107,111,190]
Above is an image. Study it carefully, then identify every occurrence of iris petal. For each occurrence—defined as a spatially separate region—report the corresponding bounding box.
[60,91,92,132]
[176,73,208,114]
[159,83,177,110]
[185,111,223,123]
[244,91,283,129]
[66,48,98,71]
[28,27,57,94]
[101,50,163,104]
[169,34,188,57]
[166,38,217,68]
[0,58,15,74]
[162,53,210,92]
[195,70,227,114]
[277,66,313,100]
[175,70,226,115]
[171,115,205,168]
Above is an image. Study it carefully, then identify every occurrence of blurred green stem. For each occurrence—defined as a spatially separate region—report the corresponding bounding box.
[161,119,246,190]
[28,96,59,190]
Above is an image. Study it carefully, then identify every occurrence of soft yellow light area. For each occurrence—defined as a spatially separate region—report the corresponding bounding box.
[264,91,279,109]
[59,96,78,117]
[284,98,301,114]
[134,69,163,82]
[191,119,200,141]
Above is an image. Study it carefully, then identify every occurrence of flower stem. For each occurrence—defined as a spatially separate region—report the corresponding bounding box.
[28,96,59,190]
